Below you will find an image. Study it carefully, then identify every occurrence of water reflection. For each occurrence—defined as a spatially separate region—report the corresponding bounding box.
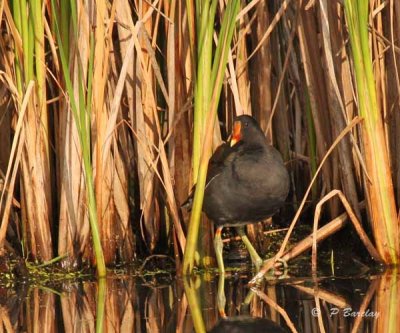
[0,269,398,332]
[209,316,288,333]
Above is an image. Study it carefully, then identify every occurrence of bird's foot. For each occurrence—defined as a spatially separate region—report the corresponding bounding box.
[263,258,288,280]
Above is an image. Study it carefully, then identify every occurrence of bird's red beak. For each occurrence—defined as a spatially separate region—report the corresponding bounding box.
[230,121,242,146]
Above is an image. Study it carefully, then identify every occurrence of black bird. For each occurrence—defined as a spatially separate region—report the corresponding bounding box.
[186,115,290,272]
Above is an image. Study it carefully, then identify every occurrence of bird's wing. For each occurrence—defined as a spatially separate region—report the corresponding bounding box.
[181,142,232,210]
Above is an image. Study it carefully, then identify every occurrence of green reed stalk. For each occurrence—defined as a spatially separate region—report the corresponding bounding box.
[344,0,399,263]
[190,0,218,268]
[96,278,106,333]
[19,0,30,82]
[32,0,49,161]
[183,0,240,274]
[191,0,218,183]
[183,277,206,333]
[12,0,53,260]
[12,1,23,94]
[32,0,43,92]
[50,0,106,277]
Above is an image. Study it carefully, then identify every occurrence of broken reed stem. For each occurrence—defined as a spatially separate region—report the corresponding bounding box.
[293,284,350,309]
[311,190,381,273]
[314,296,326,333]
[250,117,362,284]
[251,288,299,333]
[280,203,363,263]
[350,278,379,333]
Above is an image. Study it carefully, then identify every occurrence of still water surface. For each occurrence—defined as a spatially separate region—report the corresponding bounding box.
[1,266,398,332]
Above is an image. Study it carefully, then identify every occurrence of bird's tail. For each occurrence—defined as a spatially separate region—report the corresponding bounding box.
[181,187,195,211]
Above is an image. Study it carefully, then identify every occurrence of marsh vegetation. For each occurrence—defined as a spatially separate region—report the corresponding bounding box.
[0,0,400,331]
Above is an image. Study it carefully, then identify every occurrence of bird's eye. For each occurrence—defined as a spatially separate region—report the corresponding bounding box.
[244,122,248,127]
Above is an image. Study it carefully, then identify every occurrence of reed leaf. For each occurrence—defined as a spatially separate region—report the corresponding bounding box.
[10,0,53,261]
[344,0,399,263]
[183,0,240,275]
[50,0,106,276]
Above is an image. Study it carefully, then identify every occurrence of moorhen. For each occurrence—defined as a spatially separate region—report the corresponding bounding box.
[202,115,290,273]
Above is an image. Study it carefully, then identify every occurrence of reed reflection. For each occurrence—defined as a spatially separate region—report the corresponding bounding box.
[0,269,396,332]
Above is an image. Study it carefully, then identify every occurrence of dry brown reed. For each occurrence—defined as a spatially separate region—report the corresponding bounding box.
[0,0,399,274]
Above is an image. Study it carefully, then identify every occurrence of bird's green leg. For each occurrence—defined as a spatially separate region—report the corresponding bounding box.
[236,226,263,270]
[214,227,225,274]
[214,227,227,316]
[217,272,227,318]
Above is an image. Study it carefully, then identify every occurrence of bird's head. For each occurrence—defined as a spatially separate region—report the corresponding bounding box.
[230,115,266,147]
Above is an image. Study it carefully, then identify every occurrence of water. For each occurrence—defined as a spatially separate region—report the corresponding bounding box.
[1,266,398,332]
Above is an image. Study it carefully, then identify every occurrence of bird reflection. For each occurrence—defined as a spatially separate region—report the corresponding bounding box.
[209,315,288,333]
[209,273,289,333]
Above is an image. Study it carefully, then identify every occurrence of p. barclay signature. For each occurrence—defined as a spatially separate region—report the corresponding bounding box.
[330,307,379,318]
[311,307,379,318]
